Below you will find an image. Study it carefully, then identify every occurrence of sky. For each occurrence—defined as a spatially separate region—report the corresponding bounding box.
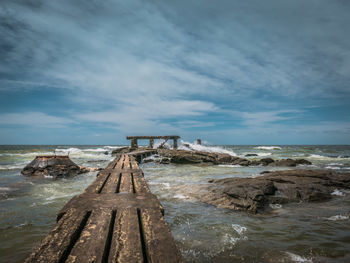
[0,0,349,145]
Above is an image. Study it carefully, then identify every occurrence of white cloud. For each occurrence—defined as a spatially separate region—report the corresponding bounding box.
[0,112,74,128]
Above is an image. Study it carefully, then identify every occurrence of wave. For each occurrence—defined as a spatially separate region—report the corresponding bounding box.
[0,162,28,170]
[285,252,312,263]
[326,214,349,221]
[218,164,242,168]
[331,189,345,196]
[254,146,281,150]
[309,154,350,160]
[179,141,237,156]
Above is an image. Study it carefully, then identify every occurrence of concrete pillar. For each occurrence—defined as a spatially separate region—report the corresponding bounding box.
[173,138,178,149]
[196,139,201,145]
[149,139,154,148]
[131,138,138,149]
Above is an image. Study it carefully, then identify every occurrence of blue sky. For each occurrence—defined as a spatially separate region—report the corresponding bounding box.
[0,0,349,145]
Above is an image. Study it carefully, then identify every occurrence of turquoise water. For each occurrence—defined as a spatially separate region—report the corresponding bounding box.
[0,144,350,262]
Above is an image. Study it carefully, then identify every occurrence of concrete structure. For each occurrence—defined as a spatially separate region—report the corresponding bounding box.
[126,135,180,149]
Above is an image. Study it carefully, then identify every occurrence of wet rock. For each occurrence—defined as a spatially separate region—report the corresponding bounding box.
[158,149,247,165]
[260,158,275,165]
[245,153,258,157]
[111,147,131,155]
[157,149,312,167]
[270,158,311,167]
[201,169,350,213]
[21,156,98,178]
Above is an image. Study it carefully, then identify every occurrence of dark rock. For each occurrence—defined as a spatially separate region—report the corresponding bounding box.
[111,147,131,155]
[103,151,109,155]
[201,169,350,213]
[260,158,275,165]
[245,154,258,157]
[295,159,312,165]
[21,156,97,178]
[157,149,312,167]
[270,158,312,167]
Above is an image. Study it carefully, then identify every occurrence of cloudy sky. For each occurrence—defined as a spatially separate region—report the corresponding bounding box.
[0,0,349,145]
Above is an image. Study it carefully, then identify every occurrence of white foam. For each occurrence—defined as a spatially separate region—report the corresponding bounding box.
[174,194,186,199]
[0,187,12,192]
[285,252,312,263]
[255,146,281,150]
[269,204,282,209]
[325,166,341,170]
[179,141,237,156]
[0,164,26,170]
[326,214,349,221]
[231,224,247,235]
[331,189,345,196]
[161,183,170,188]
[218,164,242,168]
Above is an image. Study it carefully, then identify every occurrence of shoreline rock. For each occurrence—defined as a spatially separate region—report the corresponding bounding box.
[157,149,312,167]
[21,155,100,178]
[200,169,350,213]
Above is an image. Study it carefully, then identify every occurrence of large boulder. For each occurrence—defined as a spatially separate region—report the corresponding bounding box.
[21,156,98,178]
[111,147,131,155]
[157,149,246,165]
[201,170,350,213]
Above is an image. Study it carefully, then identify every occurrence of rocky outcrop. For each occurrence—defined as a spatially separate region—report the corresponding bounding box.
[158,149,249,165]
[111,147,132,155]
[201,170,350,213]
[21,156,99,178]
[157,149,311,167]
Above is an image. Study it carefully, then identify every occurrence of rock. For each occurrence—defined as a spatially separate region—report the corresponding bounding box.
[270,158,312,167]
[245,154,258,157]
[295,159,312,165]
[111,147,131,155]
[260,158,275,165]
[158,149,248,165]
[160,157,171,164]
[103,151,109,155]
[200,169,350,213]
[157,149,312,167]
[21,156,96,178]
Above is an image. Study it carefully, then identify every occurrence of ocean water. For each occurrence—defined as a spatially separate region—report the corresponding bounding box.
[0,144,350,262]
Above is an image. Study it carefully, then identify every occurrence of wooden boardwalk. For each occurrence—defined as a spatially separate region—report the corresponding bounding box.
[25,154,183,263]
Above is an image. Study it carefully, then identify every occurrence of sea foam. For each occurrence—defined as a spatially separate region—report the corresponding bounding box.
[179,141,237,156]
[254,146,281,150]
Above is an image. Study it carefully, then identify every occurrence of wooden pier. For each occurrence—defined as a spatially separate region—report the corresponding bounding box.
[25,154,183,263]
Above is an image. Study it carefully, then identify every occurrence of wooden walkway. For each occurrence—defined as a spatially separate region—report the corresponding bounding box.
[25,154,183,263]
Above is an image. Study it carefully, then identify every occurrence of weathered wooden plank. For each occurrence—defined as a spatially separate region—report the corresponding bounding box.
[109,208,144,263]
[25,153,183,263]
[25,209,90,263]
[101,170,121,194]
[58,193,163,215]
[140,208,183,263]
[66,209,111,263]
[119,173,134,193]
[133,172,151,193]
[123,154,131,169]
[84,171,111,194]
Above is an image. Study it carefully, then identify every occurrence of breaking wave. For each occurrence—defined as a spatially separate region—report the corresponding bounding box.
[179,141,237,156]
[254,146,282,150]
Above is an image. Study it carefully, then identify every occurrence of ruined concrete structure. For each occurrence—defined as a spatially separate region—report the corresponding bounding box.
[126,135,180,149]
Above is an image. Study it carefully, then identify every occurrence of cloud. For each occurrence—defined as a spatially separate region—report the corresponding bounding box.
[0,0,349,143]
[0,112,74,128]
[230,110,303,127]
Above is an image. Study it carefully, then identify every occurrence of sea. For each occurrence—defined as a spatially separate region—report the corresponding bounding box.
[1,143,350,263]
